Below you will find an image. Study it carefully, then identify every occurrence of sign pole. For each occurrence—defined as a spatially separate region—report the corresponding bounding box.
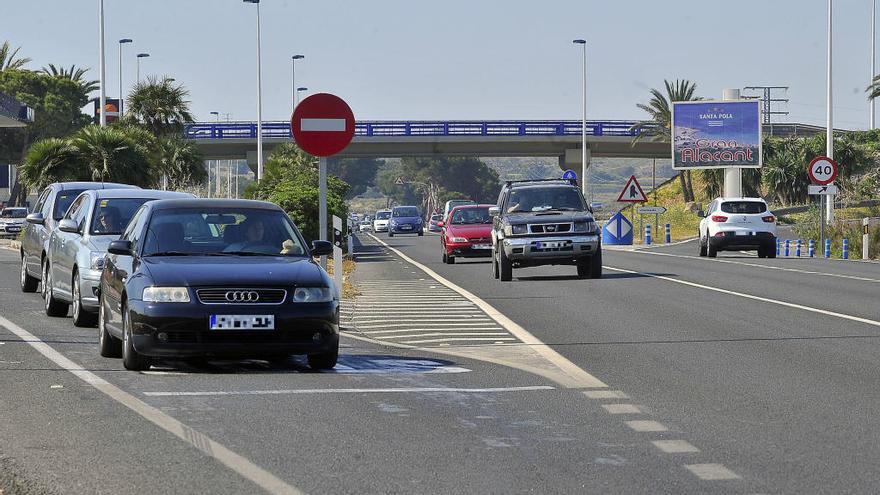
[319,157,328,269]
[653,158,659,238]
[722,88,742,197]
[332,215,343,299]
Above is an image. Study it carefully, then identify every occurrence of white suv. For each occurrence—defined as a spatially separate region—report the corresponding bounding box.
[699,197,777,258]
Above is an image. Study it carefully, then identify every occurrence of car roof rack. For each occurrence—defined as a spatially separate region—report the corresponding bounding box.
[504,178,578,187]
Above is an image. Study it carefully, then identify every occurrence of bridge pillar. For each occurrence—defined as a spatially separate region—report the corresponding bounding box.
[560,148,590,169]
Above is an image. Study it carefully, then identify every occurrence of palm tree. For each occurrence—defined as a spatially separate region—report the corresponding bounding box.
[631,79,702,202]
[41,64,99,94]
[868,75,880,100]
[71,125,156,186]
[19,138,83,190]
[155,137,207,189]
[126,75,194,137]
[0,41,30,71]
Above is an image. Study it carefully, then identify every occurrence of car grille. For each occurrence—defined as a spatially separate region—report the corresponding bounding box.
[529,223,572,234]
[196,288,287,305]
[468,236,491,243]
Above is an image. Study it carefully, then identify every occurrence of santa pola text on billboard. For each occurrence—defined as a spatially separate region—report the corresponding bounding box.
[671,100,761,170]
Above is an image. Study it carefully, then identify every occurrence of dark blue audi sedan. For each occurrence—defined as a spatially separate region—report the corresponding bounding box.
[97,198,338,371]
[388,205,424,237]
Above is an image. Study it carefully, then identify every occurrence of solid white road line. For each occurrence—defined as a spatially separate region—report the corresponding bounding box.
[625,420,668,432]
[144,385,556,397]
[0,315,302,495]
[652,440,700,454]
[367,234,607,388]
[632,250,880,284]
[685,463,741,480]
[604,266,880,329]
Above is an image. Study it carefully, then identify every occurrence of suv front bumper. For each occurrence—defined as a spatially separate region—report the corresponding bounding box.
[502,234,600,261]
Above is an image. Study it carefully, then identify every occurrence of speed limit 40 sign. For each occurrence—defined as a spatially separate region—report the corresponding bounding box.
[807,156,838,185]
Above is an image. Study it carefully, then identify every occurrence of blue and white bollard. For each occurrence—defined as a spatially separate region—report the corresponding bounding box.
[808,239,815,258]
[784,239,790,257]
[776,238,781,257]
[645,224,652,246]
[824,239,831,258]
[842,238,849,259]
[665,224,671,244]
[795,239,802,257]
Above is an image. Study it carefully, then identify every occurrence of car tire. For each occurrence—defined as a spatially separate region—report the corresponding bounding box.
[491,250,500,279]
[498,245,512,282]
[98,296,122,358]
[418,231,424,237]
[44,263,69,317]
[20,255,37,293]
[447,254,455,265]
[757,245,766,258]
[307,345,338,370]
[576,261,590,279]
[589,248,603,279]
[699,232,708,257]
[707,241,718,258]
[388,232,394,238]
[122,305,151,371]
[442,251,448,263]
[72,273,98,327]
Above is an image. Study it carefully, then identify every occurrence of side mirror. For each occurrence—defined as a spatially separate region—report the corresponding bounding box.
[107,239,133,256]
[697,210,705,218]
[26,213,44,225]
[488,206,500,217]
[311,240,333,256]
[58,219,80,234]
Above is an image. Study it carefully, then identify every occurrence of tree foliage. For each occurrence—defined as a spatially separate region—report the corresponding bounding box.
[0,41,30,72]
[245,143,349,242]
[376,157,500,213]
[41,64,99,94]
[125,75,194,137]
[328,157,384,198]
[154,136,208,190]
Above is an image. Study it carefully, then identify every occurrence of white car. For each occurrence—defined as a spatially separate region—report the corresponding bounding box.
[699,197,777,258]
[0,207,27,237]
[373,210,391,232]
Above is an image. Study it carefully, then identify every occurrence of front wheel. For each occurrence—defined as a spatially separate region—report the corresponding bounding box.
[72,274,97,327]
[44,264,69,317]
[308,345,338,370]
[498,245,512,282]
[20,255,37,293]
[98,296,122,358]
[122,306,151,371]
[589,249,603,279]
[388,232,394,238]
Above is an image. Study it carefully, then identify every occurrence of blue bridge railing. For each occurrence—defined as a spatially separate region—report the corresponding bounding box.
[183,120,652,140]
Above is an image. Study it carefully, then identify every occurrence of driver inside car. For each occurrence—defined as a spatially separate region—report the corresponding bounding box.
[224,218,268,252]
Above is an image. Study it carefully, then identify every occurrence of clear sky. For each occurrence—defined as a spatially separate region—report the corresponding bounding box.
[4,0,878,128]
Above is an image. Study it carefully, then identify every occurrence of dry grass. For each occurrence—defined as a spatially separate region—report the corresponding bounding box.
[324,257,360,299]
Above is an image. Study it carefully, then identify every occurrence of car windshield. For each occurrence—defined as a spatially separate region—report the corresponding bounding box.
[53,189,86,220]
[450,207,492,224]
[90,198,154,236]
[721,201,766,214]
[0,209,27,218]
[506,187,585,213]
[393,207,419,217]
[142,208,307,257]
[376,211,391,220]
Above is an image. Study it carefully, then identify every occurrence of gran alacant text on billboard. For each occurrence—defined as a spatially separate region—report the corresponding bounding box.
[671,100,762,170]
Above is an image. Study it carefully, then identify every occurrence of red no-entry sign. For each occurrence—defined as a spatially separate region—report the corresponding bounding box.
[291,93,355,157]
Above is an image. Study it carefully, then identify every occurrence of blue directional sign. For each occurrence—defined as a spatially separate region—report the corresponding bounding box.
[562,169,577,181]
[602,211,633,245]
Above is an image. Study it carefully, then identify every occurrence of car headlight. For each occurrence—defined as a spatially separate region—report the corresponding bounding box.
[90,251,106,270]
[574,221,598,233]
[142,287,191,303]
[450,236,469,243]
[293,287,333,303]
[504,224,528,236]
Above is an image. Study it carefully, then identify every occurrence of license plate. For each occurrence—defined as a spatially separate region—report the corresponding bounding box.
[472,244,492,250]
[537,241,564,249]
[6,227,19,232]
[401,224,412,230]
[735,231,751,236]
[210,314,275,330]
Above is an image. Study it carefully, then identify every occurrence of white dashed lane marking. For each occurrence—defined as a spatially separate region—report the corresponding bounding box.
[625,420,668,432]
[652,440,700,454]
[583,390,630,399]
[685,463,742,480]
[602,404,642,414]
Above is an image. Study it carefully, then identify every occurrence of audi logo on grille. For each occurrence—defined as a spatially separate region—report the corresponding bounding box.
[225,291,260,302]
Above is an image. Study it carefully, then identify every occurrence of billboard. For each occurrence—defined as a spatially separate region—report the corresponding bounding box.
[671,100,761,170]
[92,98,121,124]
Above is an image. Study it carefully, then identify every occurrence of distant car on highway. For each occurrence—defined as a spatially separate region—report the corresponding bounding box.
[444,199,475,220]
[359,219,372,232]
[427,213,443,233]
[97,198,338,371]
[698,197,777,258]
[490,179,601,281]
[373,210,391,232]
[388,206,423,237]
[0,207,28,237]
[19,182,139,295]
[440,204,494,264]
[44,189,193,325]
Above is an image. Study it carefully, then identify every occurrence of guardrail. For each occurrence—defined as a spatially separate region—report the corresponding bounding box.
[183,120,653,140]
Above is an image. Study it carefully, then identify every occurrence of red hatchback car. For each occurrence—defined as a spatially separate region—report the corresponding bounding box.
[440,204,494,264]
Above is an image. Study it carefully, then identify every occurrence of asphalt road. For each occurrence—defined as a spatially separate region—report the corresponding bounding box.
[365,230,880,494]
[0,240,759,495]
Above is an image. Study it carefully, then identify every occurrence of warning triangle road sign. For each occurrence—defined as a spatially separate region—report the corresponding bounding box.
[617,175,648,203]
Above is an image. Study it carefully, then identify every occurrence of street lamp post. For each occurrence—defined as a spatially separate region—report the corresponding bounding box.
[98,0,107,127]
[136,53,150,82]
[292,54,304,113]
[572,39,588,200]
[826,0,834,224]
[872,0,876,129]
[297,87,308,101]
[118,39,132,119]
[244,0,263,182]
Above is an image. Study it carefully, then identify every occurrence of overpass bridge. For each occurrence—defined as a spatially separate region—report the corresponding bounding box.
[184,120,668,170]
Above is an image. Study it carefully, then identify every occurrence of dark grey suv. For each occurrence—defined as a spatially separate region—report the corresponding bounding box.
[490,179,601,281]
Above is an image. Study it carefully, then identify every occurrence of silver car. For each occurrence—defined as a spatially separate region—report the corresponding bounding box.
[0,207,28,237]
[44,189,194,326]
